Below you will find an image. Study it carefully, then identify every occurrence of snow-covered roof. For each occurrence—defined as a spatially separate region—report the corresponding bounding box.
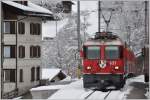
[30,85,67,91]
[2,1,53,17]
[42,68,62,81]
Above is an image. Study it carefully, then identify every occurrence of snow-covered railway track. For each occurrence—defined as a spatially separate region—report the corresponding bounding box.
[104,90,112,100]
[83,90,113,100]
[84,90,96,100]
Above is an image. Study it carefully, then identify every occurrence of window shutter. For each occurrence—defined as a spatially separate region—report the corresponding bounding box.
[33,46,37,57]
[36,67,40,81]
[31,67,35,81]
[10,21,16,34]
[20,69,23,82]
[10,70,16,82]
[38,46,41,57]
[30,46,34,58]
[38,24,41,35]
[23,46,25,58]
[11,46,16,58]
[30,23,33,35]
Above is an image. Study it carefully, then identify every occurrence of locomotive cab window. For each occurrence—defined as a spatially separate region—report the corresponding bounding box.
[105,46,120,59]
[85,46,100,59]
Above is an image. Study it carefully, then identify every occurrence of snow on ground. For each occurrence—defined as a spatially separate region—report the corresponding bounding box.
[48,79,128,100]
[12,96,22,100]
[30,85,67,91]
[47,75,147,100]
[48,79,94,99]
[126,75,145,84]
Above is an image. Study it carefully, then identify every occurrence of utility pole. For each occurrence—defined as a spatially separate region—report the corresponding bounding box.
[145,1,149,44]
[77,0,81,78]
[98,1,101,32]
[55,17,62,68]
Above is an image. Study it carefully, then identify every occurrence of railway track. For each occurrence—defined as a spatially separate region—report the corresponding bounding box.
[84,90,96,100]
[104,90,112,100]
[84,90,112,100]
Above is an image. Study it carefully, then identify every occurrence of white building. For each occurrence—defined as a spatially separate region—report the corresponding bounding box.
[0,1,53,99]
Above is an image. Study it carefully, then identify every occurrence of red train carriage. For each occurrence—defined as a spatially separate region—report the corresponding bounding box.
[80,32,136,90]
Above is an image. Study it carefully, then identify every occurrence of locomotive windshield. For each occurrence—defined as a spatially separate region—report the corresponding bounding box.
[105,46,120,59]
[85,46,100,59]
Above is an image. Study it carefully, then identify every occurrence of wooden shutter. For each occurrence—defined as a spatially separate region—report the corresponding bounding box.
[33,46,37,57]
[10,70,16,82]
[38,24,41,35]
[11,46,16,58]
[37,46,41,57]
[30,46,33,58]
[19,46,25,58]
[31,67,35,81]
[20,69,23,82]
[36,67,40,81]
[10,21,16,34]
[30,23,33,35]
[18,22,25,34]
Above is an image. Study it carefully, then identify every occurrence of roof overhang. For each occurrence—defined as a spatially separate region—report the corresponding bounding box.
[2,1,54,20]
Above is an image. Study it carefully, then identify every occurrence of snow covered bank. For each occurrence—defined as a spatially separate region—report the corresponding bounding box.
[48,75,148,100]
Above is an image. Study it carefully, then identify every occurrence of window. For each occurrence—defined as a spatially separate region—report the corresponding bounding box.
[30,23,41,35]
[18,22,25,34]
[4,45,16,58]
[105,46,120,59]
[36,67,40,81]
[85,46,100,59]
[19,46,25,58]
[31,67,35,81]
[3,21,16,34]
[30,46,41,58]
[4,69,16,82]
[19,69,23,82]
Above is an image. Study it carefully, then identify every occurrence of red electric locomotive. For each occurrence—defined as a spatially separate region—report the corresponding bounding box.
[80,32,136,90]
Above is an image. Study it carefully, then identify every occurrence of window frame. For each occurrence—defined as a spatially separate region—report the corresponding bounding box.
[4,45,16,58]
[19,45,25,58]
[30,23,41,35]
[104,45,122,60]
[18,22,25,34]
[3,69,16,83]
[3,21,16,34]
[84,45,101,60]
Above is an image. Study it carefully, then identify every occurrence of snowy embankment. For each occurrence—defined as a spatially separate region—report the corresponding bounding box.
[47,75,148,100]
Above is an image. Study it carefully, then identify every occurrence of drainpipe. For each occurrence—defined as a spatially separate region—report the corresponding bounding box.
[0,0,4,98]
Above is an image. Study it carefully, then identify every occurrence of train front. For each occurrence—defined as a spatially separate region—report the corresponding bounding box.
[80,32,125,90]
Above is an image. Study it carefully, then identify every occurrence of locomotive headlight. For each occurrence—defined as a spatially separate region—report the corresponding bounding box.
[114,66,119,70]
[87,66,92,70]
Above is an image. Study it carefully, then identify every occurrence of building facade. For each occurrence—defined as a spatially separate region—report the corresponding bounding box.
[0,1,53,99]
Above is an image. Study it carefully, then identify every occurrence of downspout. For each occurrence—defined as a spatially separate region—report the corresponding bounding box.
[0,0,4,98]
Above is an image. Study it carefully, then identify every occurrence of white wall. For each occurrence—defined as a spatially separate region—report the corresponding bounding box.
[3,16,42,95]
[17,17,42,95]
